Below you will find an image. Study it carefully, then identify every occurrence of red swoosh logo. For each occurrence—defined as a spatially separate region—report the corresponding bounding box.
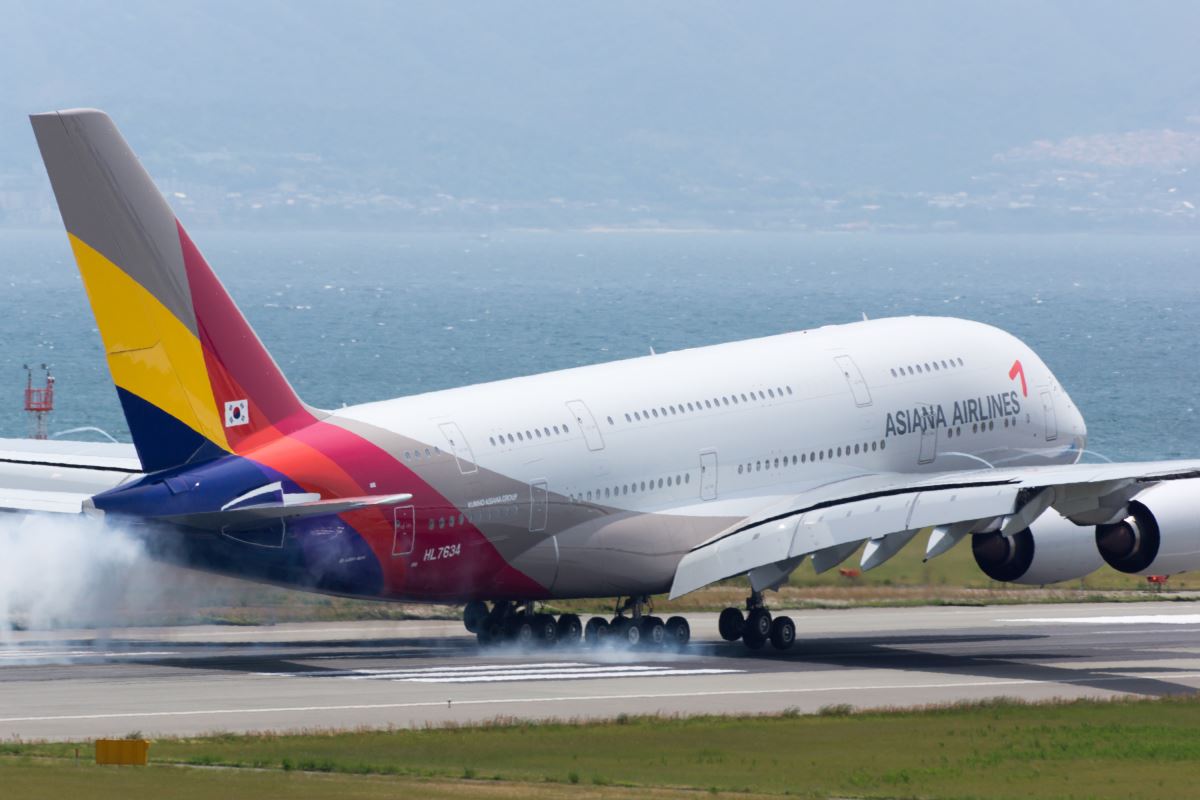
[1008,359,1028,397]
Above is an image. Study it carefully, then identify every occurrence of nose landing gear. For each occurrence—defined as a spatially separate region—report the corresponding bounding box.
[718,591,795,652]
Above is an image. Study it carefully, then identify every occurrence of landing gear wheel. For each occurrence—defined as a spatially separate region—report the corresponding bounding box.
[742,608,772,650]
[584,616,609,646]
[505,615,536,647]
[477,611,505,647]
[639,616,666,648]
[718,607,745,641]
[769,615,796,650]
[463,600,489,633]
[557,614,583,645]
[610,616,641,647]
[533,613,558,645]
[664,616,691,649]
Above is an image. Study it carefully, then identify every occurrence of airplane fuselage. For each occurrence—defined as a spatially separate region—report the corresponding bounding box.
[94,315,1087,602]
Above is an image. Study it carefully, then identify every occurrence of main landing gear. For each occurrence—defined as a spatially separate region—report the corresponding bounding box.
[465,597,690,651]
[718,591,795,651]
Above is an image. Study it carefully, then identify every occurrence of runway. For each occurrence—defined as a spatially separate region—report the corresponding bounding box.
[2,601,1199,740]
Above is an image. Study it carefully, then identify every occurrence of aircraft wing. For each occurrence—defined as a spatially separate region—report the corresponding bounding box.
[0,437,141,514]
[668,459,1200,598]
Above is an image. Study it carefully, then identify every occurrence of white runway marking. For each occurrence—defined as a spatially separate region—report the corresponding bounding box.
[6,671,1200,725]
[266,662,744,684]
[1003,615,1200,626]
[0,649,179,660]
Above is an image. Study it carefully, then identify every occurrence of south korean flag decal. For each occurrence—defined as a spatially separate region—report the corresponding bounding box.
[224,399,250,428]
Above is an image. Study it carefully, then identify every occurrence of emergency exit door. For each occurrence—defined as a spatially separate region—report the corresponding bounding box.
[834,355,873,407]
[699,450,718,500]
[1041,390,1058,441]
[566,400,605,451]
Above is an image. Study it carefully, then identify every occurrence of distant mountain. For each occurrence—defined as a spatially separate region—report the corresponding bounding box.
[2,1,1198,231]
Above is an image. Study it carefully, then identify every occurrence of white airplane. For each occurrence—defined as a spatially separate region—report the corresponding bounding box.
[4,108,1199,652]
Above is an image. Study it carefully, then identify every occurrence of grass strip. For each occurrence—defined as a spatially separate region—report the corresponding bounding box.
[6,695,1200,798]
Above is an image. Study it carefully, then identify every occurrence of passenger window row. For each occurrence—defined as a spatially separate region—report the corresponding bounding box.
[946,419,1009,439]
[891,357,964,378]
[489,423,572,448]
[569,471,693,504]
[428,512,466,530]
[441,503,522,528]
[403,445,443,462]
[737,439,887,474]
[610,385,795,426]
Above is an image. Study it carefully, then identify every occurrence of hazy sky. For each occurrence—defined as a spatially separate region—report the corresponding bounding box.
[2,1,1198,231]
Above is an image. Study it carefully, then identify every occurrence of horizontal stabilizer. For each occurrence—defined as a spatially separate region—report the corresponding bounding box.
[161,492,413,530]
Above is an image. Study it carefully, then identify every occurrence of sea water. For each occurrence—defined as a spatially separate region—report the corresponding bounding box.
[0,229,1196,462]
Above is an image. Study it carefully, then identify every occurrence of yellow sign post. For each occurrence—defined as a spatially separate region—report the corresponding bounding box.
[95,739,150,766]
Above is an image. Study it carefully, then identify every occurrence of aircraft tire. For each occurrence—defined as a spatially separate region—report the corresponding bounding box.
[718,607,745,641]
[584,616,609,645]
[640,616,666,648]
[463,600,489,633]
[505,615,536,647]
[665,616,691,649]
[742,608,771,650]
[533,613,558,645]
[478,616,504,647]
[557,613,583,645]
[769,616,796,650]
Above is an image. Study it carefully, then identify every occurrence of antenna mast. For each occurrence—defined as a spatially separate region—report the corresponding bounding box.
[23,363,54,440]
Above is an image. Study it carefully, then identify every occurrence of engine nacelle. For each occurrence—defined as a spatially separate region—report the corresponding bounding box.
[1096,480,1200,575]
[973,512,1103,585]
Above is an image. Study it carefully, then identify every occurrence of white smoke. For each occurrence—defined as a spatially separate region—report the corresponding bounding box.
[0,512,147,641]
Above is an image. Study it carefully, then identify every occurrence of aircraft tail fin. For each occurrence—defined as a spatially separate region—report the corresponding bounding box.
[30,109,315,473]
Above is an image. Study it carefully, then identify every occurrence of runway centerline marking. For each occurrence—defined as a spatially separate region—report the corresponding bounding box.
[1002,615,1200,625]
[5,671,1200,724]
[261,662,744,684]
[0,650,180,660]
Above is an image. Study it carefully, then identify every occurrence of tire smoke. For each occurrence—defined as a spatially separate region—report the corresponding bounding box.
[0,513,146,640]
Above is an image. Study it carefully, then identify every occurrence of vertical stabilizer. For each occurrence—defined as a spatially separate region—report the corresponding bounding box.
[30,109,316,472]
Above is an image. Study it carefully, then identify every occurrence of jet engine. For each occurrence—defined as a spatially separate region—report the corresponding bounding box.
[1095,479,1200,575]
[972,512,1103,585]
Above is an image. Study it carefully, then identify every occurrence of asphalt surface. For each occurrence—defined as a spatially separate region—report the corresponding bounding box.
[2,601,1199,740]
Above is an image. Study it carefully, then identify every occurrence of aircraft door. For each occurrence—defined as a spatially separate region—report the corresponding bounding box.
[1041,390,1058,441]
[438,422,478,474]
[529,480,549,532]
[392,505,416,556]
[699,450,718,500]
[834,355,873,407]
[918,406,938,464]
[566,399,605,451]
